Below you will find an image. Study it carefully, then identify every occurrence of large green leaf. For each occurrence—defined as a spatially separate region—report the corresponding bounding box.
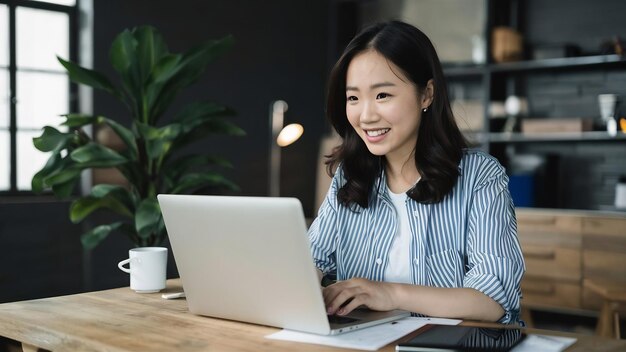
[110,29,138,75]
[135,199,161,239]
[32,151,62,193]
[44,167,82,186]
[50,173,80,197]
[70,143,128,166]
[58,57,120,98]
[135,26,169,81]
[149,54,182,84]
[33,127,74,152]
[110,29,142,111]
[81,222,124,250]
[144,54,183,116]
[61,114,99,128]
[91,184,135,210]
[137,122,181,159]
[71,184,135,219]
[171,172,239,194]
[91,184,126,198]
[70,194,133,223]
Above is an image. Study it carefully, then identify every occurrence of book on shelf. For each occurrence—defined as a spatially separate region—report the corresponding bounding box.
[521,117,593,134]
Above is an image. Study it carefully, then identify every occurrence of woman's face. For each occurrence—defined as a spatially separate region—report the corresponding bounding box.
[345,50,429,164]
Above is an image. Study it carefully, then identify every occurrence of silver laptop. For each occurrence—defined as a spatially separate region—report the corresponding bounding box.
[158,194,409,335]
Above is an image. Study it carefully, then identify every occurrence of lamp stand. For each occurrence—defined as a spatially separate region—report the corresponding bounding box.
[269,100,287,197]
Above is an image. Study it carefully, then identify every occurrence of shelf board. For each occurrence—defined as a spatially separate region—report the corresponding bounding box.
[489,131,626,143]
[443,55,626,77]
[443,64,485,78]
[489,54,626,73]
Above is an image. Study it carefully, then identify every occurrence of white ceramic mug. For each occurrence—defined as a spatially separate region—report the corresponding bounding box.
[598,94,618,122]
[117,247,168,293]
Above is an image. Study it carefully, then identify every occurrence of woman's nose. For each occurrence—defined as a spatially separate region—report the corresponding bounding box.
[360,101,378,123]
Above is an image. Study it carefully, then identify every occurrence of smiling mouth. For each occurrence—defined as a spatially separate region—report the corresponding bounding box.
[365,128,390,137]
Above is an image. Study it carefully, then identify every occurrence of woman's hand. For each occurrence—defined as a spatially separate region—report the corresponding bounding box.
[323,278,397,315]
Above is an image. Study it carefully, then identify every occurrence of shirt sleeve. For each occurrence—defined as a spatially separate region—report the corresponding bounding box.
[307,170,341,275]
[463,165,526,324]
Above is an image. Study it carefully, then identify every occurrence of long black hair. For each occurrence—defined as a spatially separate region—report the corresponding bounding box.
[326,21,467,208]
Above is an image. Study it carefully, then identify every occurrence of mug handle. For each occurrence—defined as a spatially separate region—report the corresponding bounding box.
[117,258,132,274]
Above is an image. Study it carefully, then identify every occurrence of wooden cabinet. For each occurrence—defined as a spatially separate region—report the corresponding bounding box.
[517,210,583,309]
[516,208,626,314]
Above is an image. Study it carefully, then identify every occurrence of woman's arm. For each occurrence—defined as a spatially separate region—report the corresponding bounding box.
[323,278,504,322]
[392,283,504,321]
[309,167,345,278]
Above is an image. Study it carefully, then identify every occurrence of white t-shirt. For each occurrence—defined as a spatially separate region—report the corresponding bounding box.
[384,187,413,284]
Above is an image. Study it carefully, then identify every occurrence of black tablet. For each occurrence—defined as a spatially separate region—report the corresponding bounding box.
[396,324,526,352]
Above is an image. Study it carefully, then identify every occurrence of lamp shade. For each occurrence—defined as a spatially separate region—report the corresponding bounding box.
[276,123,304,147]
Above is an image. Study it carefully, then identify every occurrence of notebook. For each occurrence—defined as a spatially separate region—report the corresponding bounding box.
[158,194,409,335]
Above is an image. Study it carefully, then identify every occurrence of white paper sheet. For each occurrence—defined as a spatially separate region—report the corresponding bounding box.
[511,334,577,352]
[265,317,461,351]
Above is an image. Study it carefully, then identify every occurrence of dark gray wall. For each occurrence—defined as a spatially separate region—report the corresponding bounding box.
[0,201,83,303]
[523,0,626,54]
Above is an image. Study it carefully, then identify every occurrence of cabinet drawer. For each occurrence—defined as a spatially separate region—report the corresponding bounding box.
[523,244,581,281]
[583,250,626,283]
[582,217,626,253]
[521,278,581,308]
[516,210,582,236]
[583,217,626,237]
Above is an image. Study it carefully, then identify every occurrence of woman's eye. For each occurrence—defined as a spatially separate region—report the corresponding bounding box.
[376,93,390,99]
[347,96,358,102]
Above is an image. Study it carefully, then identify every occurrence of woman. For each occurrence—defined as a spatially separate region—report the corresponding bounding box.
[308,21,525,324]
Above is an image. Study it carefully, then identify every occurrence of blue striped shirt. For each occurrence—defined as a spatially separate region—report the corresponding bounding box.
[308,149,525,324]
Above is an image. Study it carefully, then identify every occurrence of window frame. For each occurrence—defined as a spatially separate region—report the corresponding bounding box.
[0,0,79,196]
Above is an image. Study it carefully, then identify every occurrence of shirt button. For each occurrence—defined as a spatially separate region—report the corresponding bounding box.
[413,258,419,265]
[413,210,419,216]
[376,258,383,265]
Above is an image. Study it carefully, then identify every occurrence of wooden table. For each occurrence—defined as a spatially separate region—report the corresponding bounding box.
[0,279,625,352]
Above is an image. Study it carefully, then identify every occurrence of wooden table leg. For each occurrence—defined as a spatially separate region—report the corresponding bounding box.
[613,311,621,339]
[596,300,616,338]
[21,343,39,352]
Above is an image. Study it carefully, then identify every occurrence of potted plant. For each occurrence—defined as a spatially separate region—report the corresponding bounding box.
[31,26,244,249]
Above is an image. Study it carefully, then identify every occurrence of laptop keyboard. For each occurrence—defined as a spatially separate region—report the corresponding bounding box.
[327,315,358,325]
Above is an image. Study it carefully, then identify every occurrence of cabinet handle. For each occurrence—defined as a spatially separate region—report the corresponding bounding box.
[524,248,556,260]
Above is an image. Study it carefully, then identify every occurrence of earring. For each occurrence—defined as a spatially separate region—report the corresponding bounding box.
[422,107,428,113]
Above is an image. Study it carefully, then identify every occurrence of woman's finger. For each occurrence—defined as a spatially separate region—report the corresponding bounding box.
[336,294,365,316]
[326,285,359,315]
